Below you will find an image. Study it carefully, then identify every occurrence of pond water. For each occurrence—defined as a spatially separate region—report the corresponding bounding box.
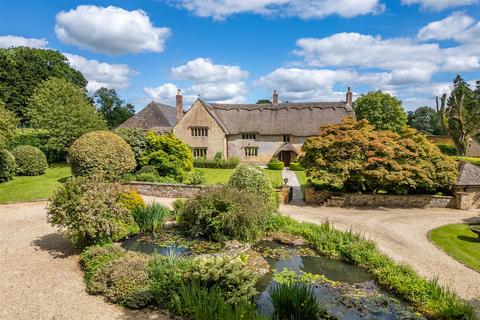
[254,241,425,320]
[121,236,190,256]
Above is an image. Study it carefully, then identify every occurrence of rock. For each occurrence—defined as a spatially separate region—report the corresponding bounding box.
[244,249,270,278]
[268,232,306,246]
[163,220,178,229]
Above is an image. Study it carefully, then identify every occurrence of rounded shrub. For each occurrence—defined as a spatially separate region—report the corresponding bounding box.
[47,175,139,247]
[0,149,16,182]
[69,131,136,177]
[289,162,305,171]
[119,189,145,213]
[11,145,48,176]
[267,159,285,170]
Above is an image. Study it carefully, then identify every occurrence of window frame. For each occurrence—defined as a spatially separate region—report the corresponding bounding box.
[190,127,209,137]
[241,133,257,140]
[282,134,290,143]
[244,146,258,157]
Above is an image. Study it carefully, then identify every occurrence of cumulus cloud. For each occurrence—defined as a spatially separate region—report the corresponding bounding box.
[55,5,171,55]
[0,35,48,48]
[171,58,248,82]
[418,12,474,41]
[176,0,383,20]
[401,0,477,11]
[65,53,137,92]
[144,83,179,102]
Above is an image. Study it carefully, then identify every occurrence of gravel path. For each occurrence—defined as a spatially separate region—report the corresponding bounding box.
[0,201,172,320]
[280,204,480,304]
[281,169,304,205]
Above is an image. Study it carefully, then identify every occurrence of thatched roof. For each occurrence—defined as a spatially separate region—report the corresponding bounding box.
[206,101,354,136]
[457,162,480,186]
[118,102,176,132]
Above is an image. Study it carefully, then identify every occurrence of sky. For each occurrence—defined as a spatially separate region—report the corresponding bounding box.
[0,0,479,111]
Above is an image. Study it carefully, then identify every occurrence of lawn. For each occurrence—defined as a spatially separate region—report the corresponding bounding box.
[197,168,283,188]
[0,164,71,204]
[428,224,480,273]
[294,170,308,198]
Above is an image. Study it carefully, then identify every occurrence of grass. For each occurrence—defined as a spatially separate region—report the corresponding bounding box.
[453,156,480,165]
[197,168,283,188]
[294,170,308,198]
[429,224,480,273]
[0,164,71,203]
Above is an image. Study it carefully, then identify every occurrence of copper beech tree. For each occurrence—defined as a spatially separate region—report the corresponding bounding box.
[300,117,457,194]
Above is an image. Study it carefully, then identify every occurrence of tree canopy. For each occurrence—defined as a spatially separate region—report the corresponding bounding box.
[0,100,19,148]
[0,47,87,122]
[354,91,408,133]
[26,77,106,157]
[408,106,445,135]
[300,117,457,195]
[93,87,135,129]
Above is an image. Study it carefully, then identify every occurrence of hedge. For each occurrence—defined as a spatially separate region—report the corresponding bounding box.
[267,159,284,170]
[288,162,305,171]
[193,157,240,169]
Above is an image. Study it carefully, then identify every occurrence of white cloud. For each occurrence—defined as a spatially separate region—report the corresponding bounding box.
[177,0,383,20]
[55,5,170,55]
[189,82,246,101]
[144,83,179,102]
[401,0,478,11]
[418,12,474,41]
[65,53,137,92]
[0,35,48,48]
[171,58,248,82]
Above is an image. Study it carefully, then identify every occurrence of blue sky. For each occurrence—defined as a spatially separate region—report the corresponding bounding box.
[1,0,479,111]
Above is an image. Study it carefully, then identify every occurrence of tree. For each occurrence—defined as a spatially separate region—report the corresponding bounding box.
[27,77,106,158]
[354,91,407,133]
[300,118,457,195]
[256,99,271,104]
[0,47,87,122]
[408,106,445,135]
[436,75,480,156]
[0,100,19,148]
[93,87,135,129]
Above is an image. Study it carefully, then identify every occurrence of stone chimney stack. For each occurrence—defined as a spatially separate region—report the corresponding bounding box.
[176,89,183,122]
[272,90,279,104]
[346,87,353,106]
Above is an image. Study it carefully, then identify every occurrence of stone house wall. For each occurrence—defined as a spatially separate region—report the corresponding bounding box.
[173,100,227,158]
[466,140,480,157]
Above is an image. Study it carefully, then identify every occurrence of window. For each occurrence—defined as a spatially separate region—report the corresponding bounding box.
[193,148,207,158]
[242,133,256,140]
[283,135,290,143]
[244,147,258,157]
[191,127,208,137]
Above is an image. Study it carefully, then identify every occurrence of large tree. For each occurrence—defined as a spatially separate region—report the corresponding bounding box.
[26,77,106,157]
[408,106,445,135]
[0,100,19,148]
[0,47,87,122]
[92,87,135,129]
[354,91,408,133]
[436,75,480,156]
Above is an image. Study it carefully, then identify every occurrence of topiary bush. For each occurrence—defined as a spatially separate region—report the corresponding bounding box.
[228,163,278,211]
[177,185,271,241]
[288,162,305,171]
[69,131,136,177]
[11,145,48,176]
[267,159,285,170]
[47,176,139,247]
[0,149,16,182]
[8,128,62,163]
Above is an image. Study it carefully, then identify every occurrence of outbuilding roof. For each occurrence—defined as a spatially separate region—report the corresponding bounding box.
[118,101,176,132]
[457,162,480,186]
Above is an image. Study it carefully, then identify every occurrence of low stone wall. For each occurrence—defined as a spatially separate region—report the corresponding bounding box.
[305,187,456,208]
[455,186,480,210]
[124,182,205,198]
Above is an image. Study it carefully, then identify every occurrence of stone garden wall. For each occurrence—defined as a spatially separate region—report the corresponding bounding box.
[455,186,480,210]
[124,182,205,198]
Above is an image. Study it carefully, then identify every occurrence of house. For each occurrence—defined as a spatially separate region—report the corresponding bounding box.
[173,89,354,165]
[455,162,480,209]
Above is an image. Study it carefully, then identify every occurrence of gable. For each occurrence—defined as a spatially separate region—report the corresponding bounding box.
[174,100,228,134]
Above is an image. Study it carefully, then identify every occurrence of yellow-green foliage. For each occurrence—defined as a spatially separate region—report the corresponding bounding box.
[11,145,48,176]
[454,156,480,166]
[119,189,145,212]
[69,131,136,177]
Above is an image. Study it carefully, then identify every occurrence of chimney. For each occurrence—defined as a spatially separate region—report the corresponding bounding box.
[272,90,278,104]
[346,87,353,106]
[176,89,183,122]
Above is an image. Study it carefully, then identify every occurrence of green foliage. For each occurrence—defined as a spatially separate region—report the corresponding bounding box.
[354,91,408,133]
[408,106,446,135]
[119,189,145,213]
[300,118,458,194]
[7,128,62,163]
[27,77,106,156]
[47,176,139,247]
[133,203,171,235]
[93,87,135,129]
[267,159,285,170]
[0,149,16,182]
[193,156,240,168]
[137,165,159,176]
[172,282,266,320]
[140,132,193,182]
[288,162,305,171]
[437,144,457,156]
[267,214,476,319]
[11,145,48,176]
[269,283,323,320]
[0,100,19,148]
[177,185,271,241]
[69,131,136,177]
[114,128,147,167]
[228,163,278,210]
[0,47,87,122]
[454,156,480,165]
[187,169,206,185]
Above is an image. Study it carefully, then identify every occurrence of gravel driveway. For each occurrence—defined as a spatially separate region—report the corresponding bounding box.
[280,204,480,304]
[0,201,172,320]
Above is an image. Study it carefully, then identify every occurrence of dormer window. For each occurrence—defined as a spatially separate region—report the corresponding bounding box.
[283,135,290,143]
[242,133,256,140]
[191,127,208,137]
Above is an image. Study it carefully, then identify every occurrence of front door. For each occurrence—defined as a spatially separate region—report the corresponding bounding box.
[281,151,291,166]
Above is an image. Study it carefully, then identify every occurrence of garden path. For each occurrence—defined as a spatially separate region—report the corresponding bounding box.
[281,169,304,205]
[0,201,172,320]
[280,204,480,305]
